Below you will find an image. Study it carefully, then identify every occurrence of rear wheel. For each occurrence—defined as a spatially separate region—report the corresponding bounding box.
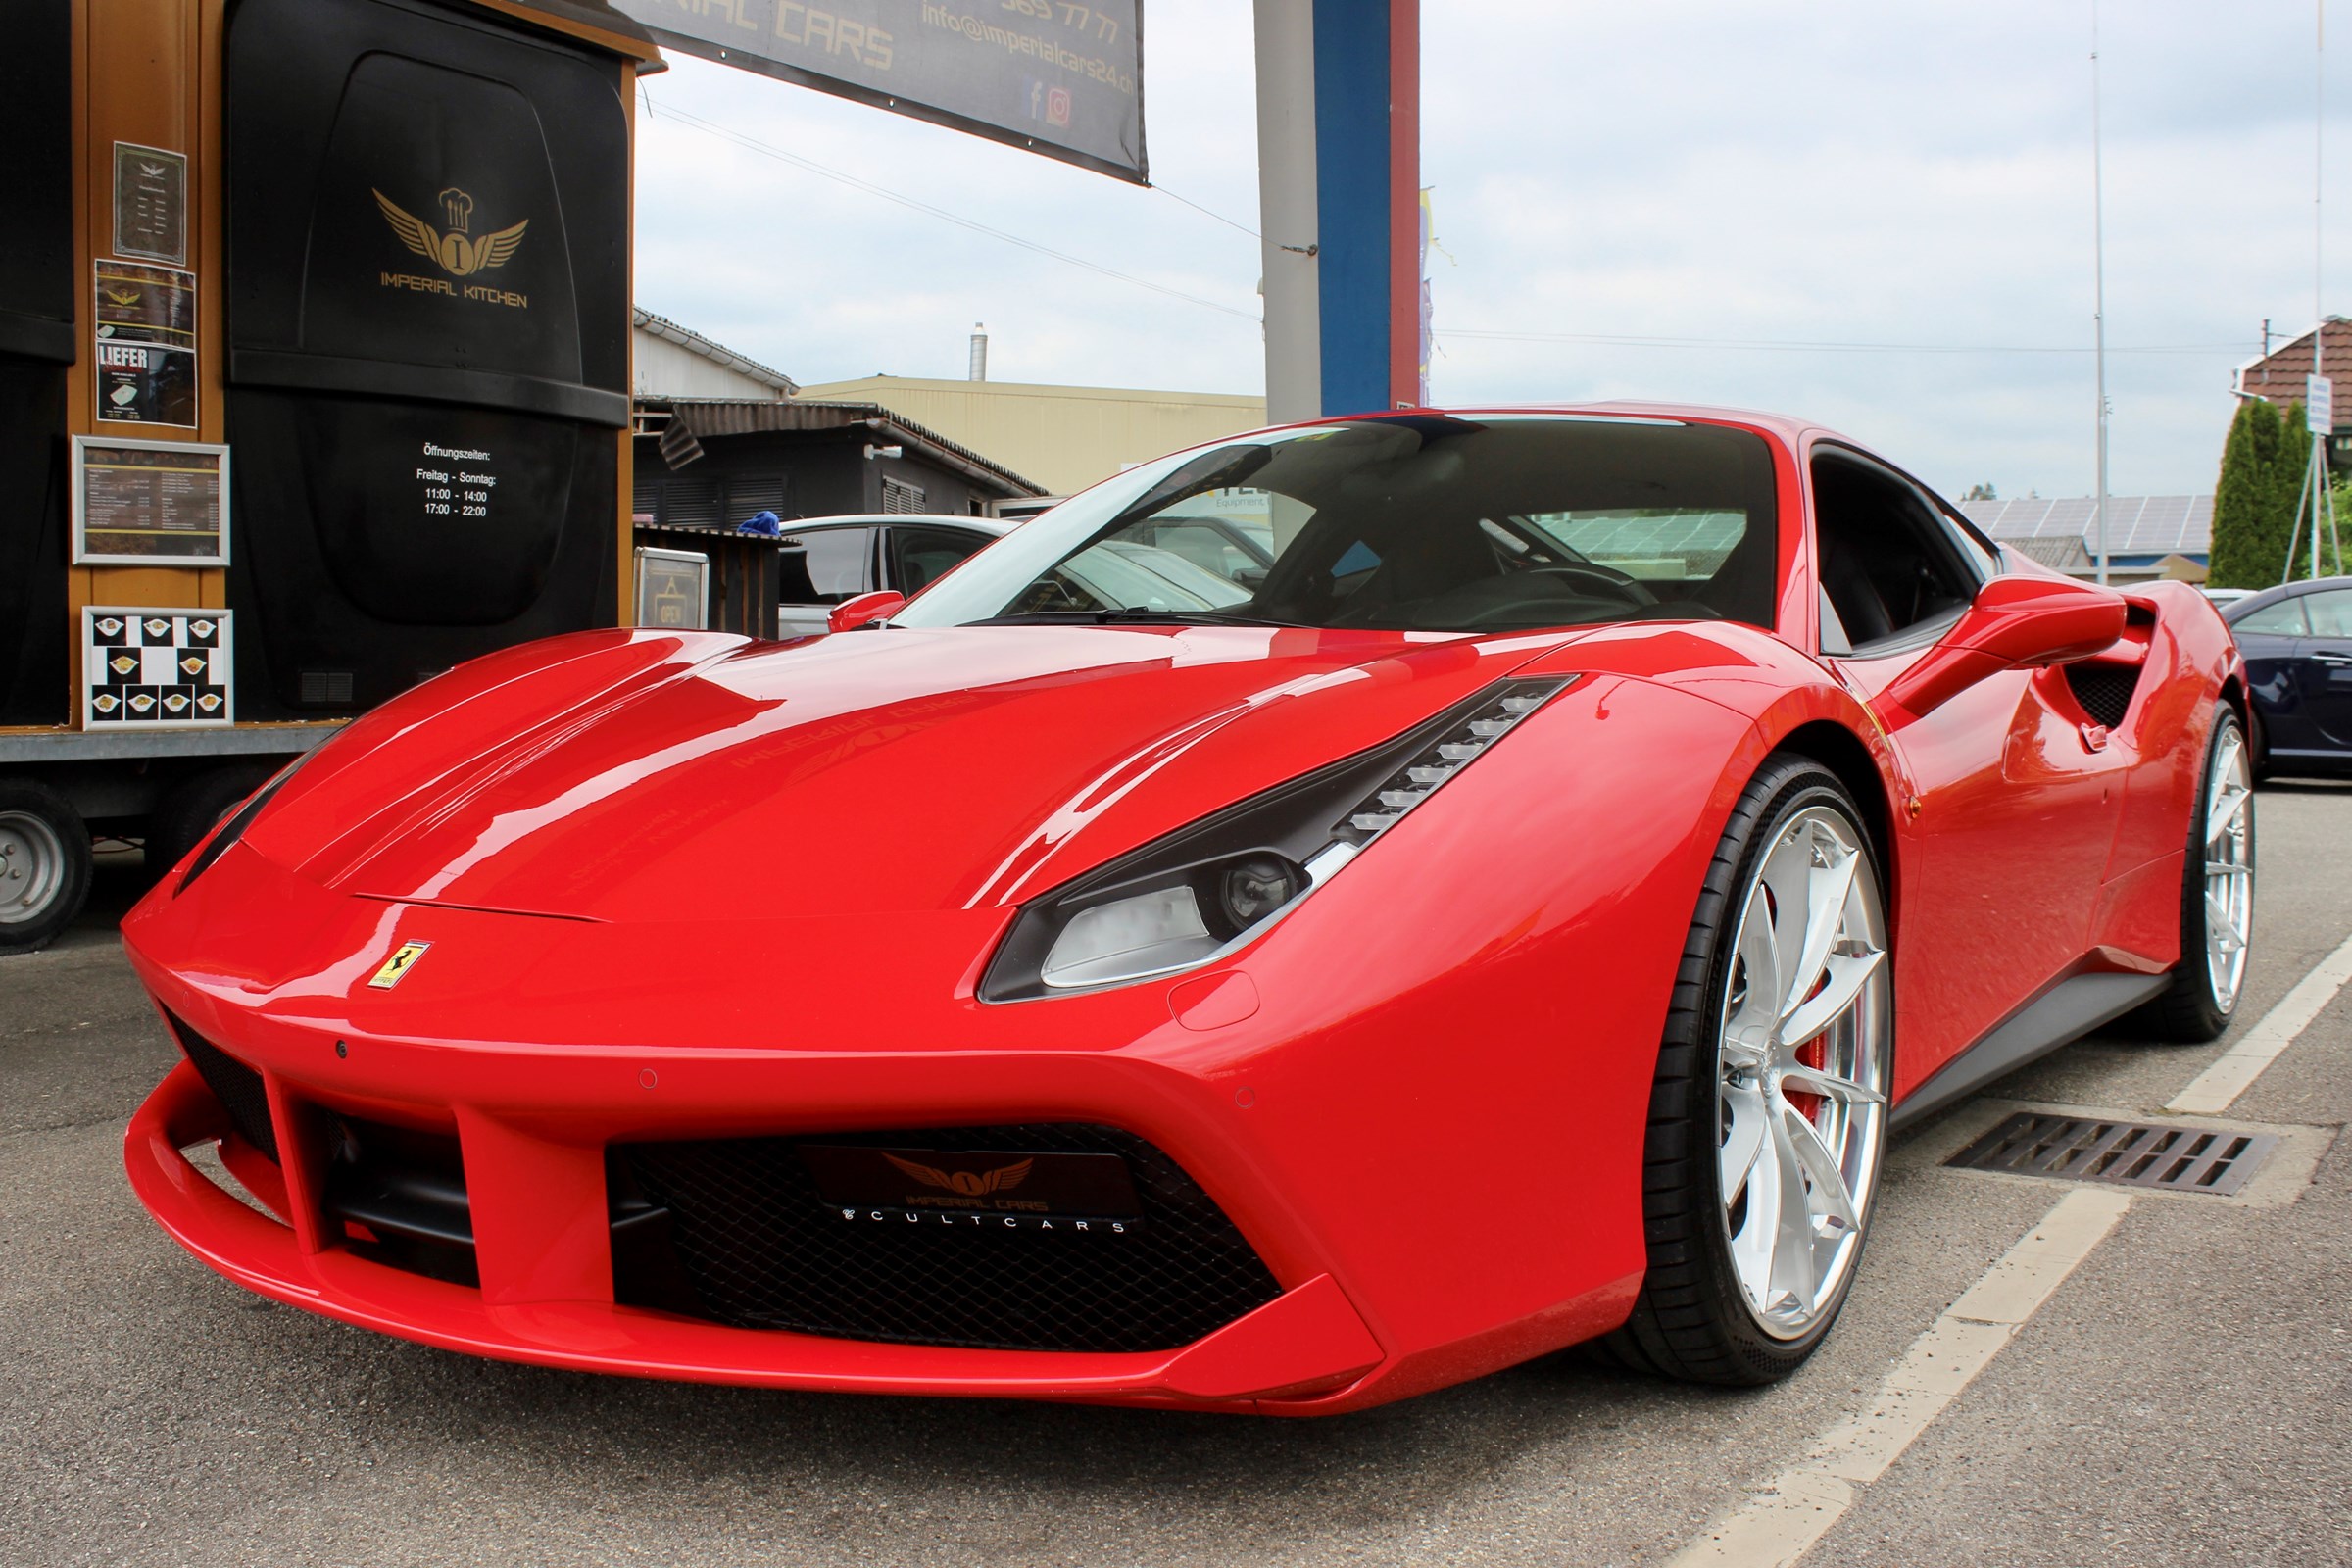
[1598,759,1892,1385]
[2138,706,2255,1043]
[0,779,94,956]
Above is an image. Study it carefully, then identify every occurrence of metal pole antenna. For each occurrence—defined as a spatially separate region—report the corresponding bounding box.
[2318,0,2329,581]
[2091,0,2110,585]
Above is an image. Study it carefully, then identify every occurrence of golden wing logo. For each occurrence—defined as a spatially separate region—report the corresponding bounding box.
[368,940,432,990]
[883,1152,1035,1198]
[373,186,527,278]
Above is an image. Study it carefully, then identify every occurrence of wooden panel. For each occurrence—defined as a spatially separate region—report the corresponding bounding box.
[65,0,225,719]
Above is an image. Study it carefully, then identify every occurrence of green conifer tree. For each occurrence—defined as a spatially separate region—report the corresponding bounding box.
[2208,399,2290,588]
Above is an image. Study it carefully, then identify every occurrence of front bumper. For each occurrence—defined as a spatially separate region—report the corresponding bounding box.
[122,812,1657,1414]
[128,1057,1383,1408]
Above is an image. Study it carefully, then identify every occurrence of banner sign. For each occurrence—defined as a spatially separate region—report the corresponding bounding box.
[614,0,1146,183]
[2309,374,2334,434]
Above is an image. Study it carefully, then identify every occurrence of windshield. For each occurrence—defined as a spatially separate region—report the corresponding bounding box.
[896,416,1783,633]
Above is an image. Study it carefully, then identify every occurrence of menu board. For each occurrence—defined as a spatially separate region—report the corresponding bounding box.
[73,437,229,565]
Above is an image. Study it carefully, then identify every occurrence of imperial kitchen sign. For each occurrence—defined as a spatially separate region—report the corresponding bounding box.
[612,0,1145,181]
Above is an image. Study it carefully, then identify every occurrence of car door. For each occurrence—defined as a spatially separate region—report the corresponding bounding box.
[1808,446,2130,1090]
[883,524,994,597]
[2227,593,2313,753]
[2288,586,2352,753]
[776,524,878,637]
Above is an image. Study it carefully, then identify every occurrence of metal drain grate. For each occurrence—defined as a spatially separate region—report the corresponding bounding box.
[1947,1112,2278,1197]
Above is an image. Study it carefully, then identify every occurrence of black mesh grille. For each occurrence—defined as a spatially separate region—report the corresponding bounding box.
[2067,662,2140,728]
[167,1012,277,1161]
[613,1124,1283,1353]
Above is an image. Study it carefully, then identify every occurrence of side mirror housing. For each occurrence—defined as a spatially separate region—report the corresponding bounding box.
[1878,574,2128,726]
[826,590,906,634]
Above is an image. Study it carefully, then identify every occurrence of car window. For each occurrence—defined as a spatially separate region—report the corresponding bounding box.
[2232,598,2310,636]
[889,526,990,596]
[2304,588,2352,637]
[1810,453,1982,654]
[1113,516,1270,584]
[1014,540,1255,615]
[783,527,875,604]
[896,418,1783,633]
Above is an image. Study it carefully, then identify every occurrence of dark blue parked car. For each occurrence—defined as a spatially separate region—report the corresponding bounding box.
[2225,576,2352,778]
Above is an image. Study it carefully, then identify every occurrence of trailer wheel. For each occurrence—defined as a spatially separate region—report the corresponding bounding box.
[149,763,277,883]
[0,779,94,955]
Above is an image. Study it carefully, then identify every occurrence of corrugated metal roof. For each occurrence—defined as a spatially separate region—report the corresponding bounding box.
[643,397,1046,496]
[1956,495,2212,556]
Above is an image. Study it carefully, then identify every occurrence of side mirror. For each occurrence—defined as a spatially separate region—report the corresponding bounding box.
[1878,575,2128,726]
[826,590,906,634]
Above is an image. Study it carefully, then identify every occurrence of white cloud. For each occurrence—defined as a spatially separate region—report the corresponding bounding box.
[634,0,2352,498]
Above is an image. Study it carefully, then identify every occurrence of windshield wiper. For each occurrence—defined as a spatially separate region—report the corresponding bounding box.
[972,608,1303,628]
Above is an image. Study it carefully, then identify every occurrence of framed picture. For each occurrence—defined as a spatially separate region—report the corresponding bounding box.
[112,142,187,266]
[635,547,710,630]
[82,608,233,729]
[73,436,228,566]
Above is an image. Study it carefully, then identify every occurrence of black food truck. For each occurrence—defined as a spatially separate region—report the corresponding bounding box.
[0,0,659,952]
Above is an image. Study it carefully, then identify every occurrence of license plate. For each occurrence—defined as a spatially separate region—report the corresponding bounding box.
[799,1144,1143,1230]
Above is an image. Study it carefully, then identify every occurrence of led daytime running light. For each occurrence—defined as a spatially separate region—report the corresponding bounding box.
[1340,681,1570,842]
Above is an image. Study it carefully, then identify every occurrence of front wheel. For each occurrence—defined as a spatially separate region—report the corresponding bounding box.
[1597,759,1893,1385]
[2137,706,2255,1043]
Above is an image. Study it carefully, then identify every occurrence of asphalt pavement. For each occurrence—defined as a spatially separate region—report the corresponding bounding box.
[4,795,2348,1568]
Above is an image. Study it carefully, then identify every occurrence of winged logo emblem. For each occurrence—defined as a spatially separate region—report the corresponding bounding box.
[883,1153,1034,1198]
[372,186,527,279]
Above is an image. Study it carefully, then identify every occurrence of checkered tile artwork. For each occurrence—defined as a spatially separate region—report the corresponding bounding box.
[84,608,232,727]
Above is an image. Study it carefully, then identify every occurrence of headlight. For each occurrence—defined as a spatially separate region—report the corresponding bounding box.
[981,675,1574,1001]
[176,750,317,895]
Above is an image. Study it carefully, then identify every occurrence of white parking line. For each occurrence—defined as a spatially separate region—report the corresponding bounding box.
[1667,931,2352,1567]
[1662,1189,2132,1568]
[2168,931,2352,1115]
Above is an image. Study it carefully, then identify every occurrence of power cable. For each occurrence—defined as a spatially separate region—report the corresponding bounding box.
[1439,327,2250,357]
[641,93,1262,324]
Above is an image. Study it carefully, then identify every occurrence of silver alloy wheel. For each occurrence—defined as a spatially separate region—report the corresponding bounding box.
[0,808,69,927]
[1716,806,1891,1340]
[2203,725,2255,1013]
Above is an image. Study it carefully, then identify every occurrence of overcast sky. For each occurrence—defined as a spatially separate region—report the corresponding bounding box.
[633,0,2352,500]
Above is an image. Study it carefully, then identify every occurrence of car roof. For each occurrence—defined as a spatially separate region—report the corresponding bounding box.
[778,514,1013,536]
[2225,574,2352,619]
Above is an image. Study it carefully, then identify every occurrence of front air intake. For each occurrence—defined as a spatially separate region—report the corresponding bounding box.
[167,1011,278,1160]
[610,1124,1282,1353]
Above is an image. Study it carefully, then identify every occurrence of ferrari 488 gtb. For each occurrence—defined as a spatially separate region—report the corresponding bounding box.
[123,407,2252,1413]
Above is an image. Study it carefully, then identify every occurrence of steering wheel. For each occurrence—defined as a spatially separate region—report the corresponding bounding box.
[1519,565,1658,607]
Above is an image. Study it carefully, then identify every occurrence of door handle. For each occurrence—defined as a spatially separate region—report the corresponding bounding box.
[2313,651,2352,666]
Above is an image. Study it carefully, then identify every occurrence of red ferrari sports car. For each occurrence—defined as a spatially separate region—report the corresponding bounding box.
[122,407,2252,1413]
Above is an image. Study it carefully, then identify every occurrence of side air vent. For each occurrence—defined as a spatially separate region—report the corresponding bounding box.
[2065,662,2140,729]
[167,1012,278,1160]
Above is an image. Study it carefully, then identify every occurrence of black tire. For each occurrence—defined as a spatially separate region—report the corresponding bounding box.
[2136,706,2254,1043]
[0,778,95,956]
[1595,758,1889,1386]
[147,763,275,883]
[2248,707,2272,784]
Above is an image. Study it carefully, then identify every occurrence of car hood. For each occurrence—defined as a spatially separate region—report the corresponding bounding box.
[243,625,1578,923]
